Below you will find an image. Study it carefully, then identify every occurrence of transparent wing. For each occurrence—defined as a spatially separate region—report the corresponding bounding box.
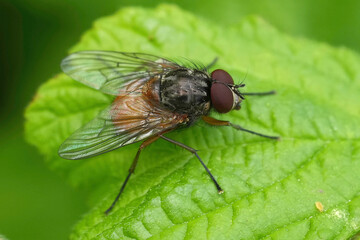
[59,94,184,159]
[61,51,181,95]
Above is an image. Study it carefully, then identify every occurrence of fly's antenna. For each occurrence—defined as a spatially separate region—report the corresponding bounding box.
[229,84,245,100]
[233,88,245,99]
[238,69,248,86]
[232,70,248,99]
[234,83,245,88]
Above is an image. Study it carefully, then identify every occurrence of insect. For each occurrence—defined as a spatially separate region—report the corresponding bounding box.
[58,51,279,214]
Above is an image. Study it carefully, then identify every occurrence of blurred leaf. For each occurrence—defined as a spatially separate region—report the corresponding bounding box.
[25,4,360,239]
[0,235,8,240]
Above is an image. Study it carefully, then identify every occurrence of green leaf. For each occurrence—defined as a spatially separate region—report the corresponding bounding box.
[25,4,360,239]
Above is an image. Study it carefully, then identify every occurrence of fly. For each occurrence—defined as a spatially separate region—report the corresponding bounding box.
[58,51,279,214]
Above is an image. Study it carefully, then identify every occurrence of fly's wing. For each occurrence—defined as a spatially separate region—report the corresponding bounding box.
[59,93,184,159]
[61,51,181,95]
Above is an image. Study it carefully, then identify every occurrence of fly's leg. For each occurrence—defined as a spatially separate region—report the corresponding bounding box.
[105,135,159,214]
[159,135,224,194]
[202,116,280,140]
[242,90,276,96]
[203,57,218,71]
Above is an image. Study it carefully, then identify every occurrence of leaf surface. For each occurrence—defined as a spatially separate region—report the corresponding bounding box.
[25,4,360,239]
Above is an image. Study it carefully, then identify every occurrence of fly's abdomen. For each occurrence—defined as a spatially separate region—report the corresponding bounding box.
[160,69,211,116]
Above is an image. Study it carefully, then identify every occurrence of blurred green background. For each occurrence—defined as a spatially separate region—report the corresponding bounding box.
[1,0,359,239]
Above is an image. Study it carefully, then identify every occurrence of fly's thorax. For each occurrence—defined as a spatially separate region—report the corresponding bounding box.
[160,68,212,116]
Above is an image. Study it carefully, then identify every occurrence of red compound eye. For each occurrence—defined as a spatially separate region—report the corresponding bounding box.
[210,69,234,113]
[211,69,234,85]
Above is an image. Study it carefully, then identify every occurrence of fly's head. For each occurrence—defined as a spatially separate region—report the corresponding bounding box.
[210,69,245,113]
